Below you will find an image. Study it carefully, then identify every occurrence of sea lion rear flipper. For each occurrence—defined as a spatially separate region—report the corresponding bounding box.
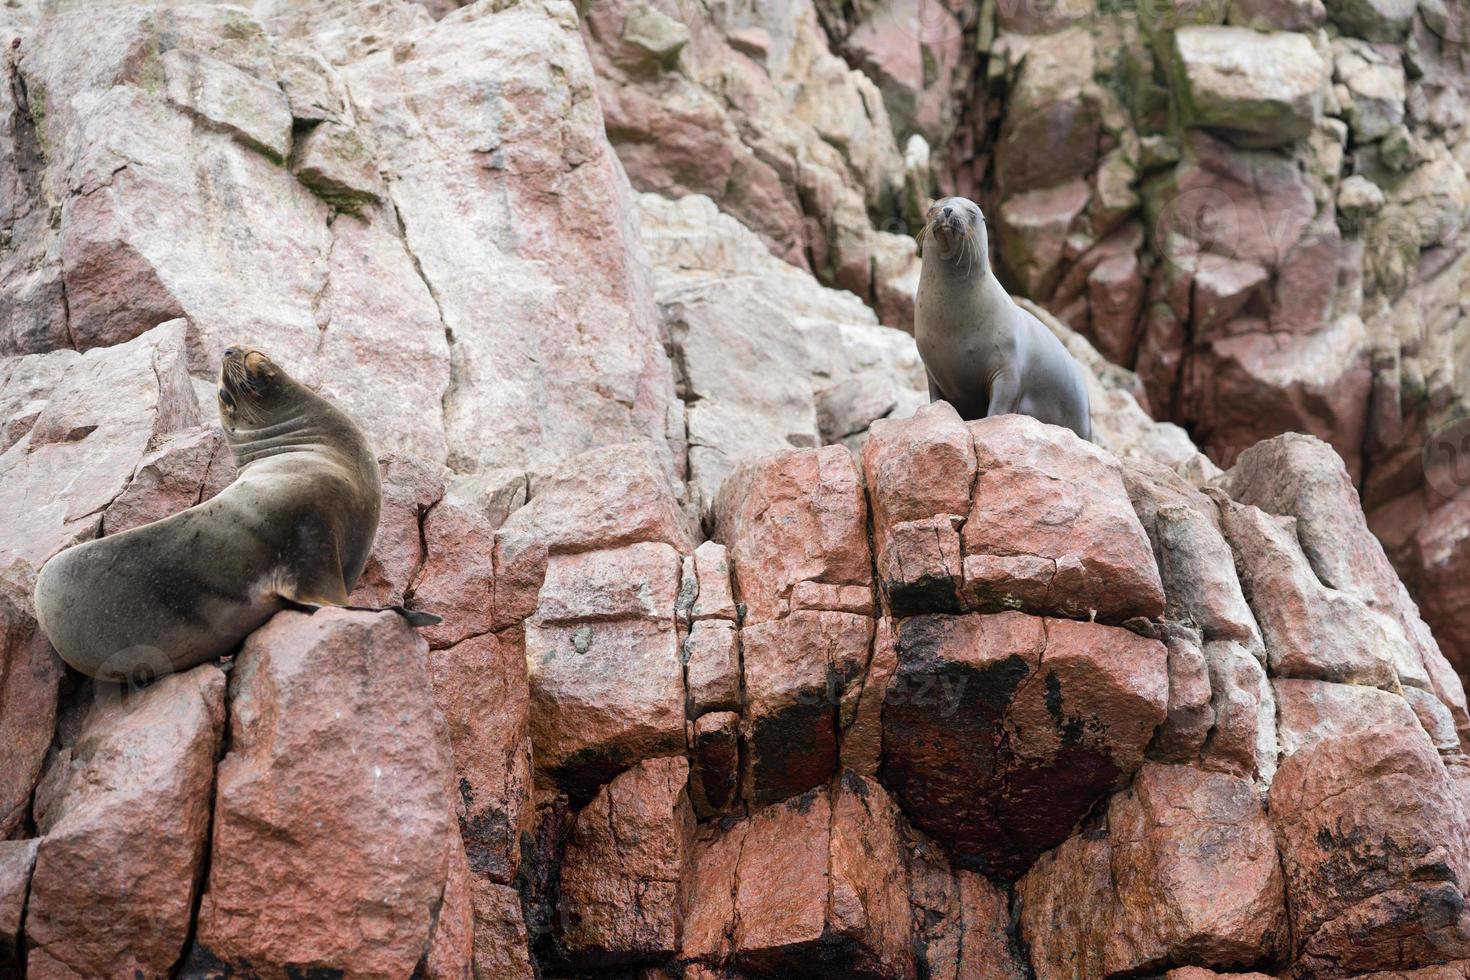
[279,594,443,628]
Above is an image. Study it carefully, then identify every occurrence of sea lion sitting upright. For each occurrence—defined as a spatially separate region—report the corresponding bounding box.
[915,195,1092,440]
[34,346,438,683]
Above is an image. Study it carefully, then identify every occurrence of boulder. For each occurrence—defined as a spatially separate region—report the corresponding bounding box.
[1271,679,1470,972]
[0,584,65,840]
[192,610,462,977]
[690,541,738,621]
[559,756,695,965]
[682,777,915,978]
[26,666,225,979]
[428,629,532,888]
[963,415,1166,624]
[881,611,1167,880]
[291,120,384,210]
[1173,27,1327,148]
[1325,0,1417,39]
[714,446,871,626]
[685,619,740,716]
[689,710,741,817]
[862,401,976,616]
[741,611,872,806]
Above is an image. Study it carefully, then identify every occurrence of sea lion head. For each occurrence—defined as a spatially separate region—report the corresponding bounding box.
[920,196,988,273]
[218,346,305,431]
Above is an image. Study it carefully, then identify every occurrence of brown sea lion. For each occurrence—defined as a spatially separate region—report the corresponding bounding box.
[34,346,437,682]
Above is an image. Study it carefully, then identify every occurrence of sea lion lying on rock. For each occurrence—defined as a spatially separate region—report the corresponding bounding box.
[915,195,1092,441]
[34,346,438,682]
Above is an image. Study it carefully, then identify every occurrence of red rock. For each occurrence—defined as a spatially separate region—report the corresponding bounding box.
[1016,827,1116,980]
[964,416,1165,624]
[844,617,898,778]
[504,442,693,555]
[828,773,917,980]
[470,879,535,980]
[691,540,738,621]
[0,839,38,972]
[907,840,1027,980]
[999,618,1169,872]
[424,836,476,980]
[685,619,740,717]
[491,523,551,630]
[559,756,695,965]
[428,629,531,888]
[1152,631,1215,763]
[689,710,740,817]
[1107,763,1287,969]
[684,778,915,977]
[997,179,1093,298]
[0,583,65,839]
[1271,679,1470,973]
[877,515,964,616]
[883,611,1167,880]
[26,665,225,979]
[961,553,1056,611]
[526,616,684,800]
[1219,497,1401,688]
[1085,250,1146,365]
[351,452,445,607]
[860,400,977,534]
[881,612,1044,878]
[193,610,461,977]
[714,445,871,626]
[741,610,871,806]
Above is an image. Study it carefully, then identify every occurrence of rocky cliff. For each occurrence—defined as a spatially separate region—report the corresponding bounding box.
[0,0,1469,977]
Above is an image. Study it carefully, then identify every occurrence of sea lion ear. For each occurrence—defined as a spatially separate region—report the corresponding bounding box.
[243,351,275,379]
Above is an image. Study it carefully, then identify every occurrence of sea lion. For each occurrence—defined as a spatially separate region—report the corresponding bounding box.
[33,346,438,682]
[915,195,1092,441]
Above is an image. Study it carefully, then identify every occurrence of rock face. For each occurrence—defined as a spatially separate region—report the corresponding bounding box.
[2,0,1470,977]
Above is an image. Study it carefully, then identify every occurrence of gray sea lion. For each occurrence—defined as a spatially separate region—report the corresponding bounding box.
[915,195,1092,440]
[34,346,438,683]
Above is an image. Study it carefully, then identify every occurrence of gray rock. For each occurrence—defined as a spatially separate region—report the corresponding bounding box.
[1174,27,1328,147]
[163,48,292,161]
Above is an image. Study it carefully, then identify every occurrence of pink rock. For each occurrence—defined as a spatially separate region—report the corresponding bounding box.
[0,839,36,972]
[691,540,738,621]
[424,838,476,979]
[428,629,531,888]
[788,580,877,616]
[502,442,692,556]
[99,424,222,535]
[961,552,1057,613]
[741,610,871,806]
[193,610,462,977]
[683,777,915,977]
[1201,638,1278,783]
[907,840,1027,980]
[878,516,965,616]
[0,321,199,572]
[559,756,695,966]
[964,415,1166,624]
[1086,250,1146,365]
[1192,254,1268,337]
[1226,434,1459,723]
[526,616,684,800]
[351,453,445,607]
[685,619,740,717]
[536,542,682,624]
[1219,497,1402,688]
[860,399,977,533]
[1107,764,1288,969]
[1152,631,1215,763]
[470,879,535,980]
[714,445,871,626]
[1016,826,1116,980]
[26,665,225,979]
[0,583,65,840]
[410,495,498,647]
[997,179,1093,298]
[1271,679,1470,973]
[689,710,740,817]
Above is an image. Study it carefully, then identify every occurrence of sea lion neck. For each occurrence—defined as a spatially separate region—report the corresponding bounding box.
[223,392,356,470]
